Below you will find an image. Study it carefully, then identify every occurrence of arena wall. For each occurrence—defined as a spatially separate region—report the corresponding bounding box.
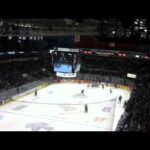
[59,73,134,90]
[0,73,134,104]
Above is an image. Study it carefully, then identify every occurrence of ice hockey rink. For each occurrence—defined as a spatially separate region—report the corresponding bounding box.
[0,83,131,131]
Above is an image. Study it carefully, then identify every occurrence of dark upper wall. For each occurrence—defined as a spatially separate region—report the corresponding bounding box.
[0,35,150,54]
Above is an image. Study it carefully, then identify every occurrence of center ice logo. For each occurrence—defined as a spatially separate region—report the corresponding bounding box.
[26,122,54,131]
[94,117,106,123]
[0,115,4,120]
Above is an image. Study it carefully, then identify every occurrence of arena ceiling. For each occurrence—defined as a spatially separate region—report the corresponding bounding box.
[0,18,150,41]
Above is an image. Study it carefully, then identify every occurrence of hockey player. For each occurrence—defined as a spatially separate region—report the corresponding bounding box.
[110,88,112,94]
[85,104,88,113]
[17,86,19,94]
[99,80,101,85]
[35,89,38,96]
[81,89,84,95]
[119,95,122,103]
[87,84,89,88]
[106,82,108,87]
[102,84,104,89]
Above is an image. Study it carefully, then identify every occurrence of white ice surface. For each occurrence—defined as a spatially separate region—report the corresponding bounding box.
[0,83,130,131]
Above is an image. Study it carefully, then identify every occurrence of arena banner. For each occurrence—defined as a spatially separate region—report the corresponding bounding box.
[127,73,137,79]
[56,72,77,78]
[57,48,79,52]
[120,85,128,90]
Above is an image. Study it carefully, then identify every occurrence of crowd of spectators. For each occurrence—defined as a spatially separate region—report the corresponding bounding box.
[0,59,53,91]
[116,73,150,131]
[81,56,150,77]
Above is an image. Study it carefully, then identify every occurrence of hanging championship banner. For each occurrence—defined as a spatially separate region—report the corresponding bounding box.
[75,35,80,42]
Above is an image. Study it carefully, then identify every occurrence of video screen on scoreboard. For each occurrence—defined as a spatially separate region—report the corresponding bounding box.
[54,63,72,73]
[74,63,81,72]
